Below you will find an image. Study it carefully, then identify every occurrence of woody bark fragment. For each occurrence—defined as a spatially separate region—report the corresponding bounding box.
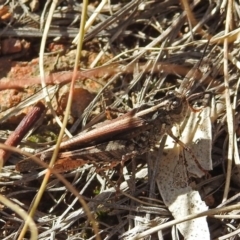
[0,63,214,90]
[0,101,45,166]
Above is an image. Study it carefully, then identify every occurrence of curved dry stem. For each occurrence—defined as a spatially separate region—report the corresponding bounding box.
[180,0,211,40]
[131,204,240,239]
[18,1,60,238]
[0,195,38,240]
[17,1,102,239]
[222,0,234,203]
[38,0,72,138]
[0,143,99,240]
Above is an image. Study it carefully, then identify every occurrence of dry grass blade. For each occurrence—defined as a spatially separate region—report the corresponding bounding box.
[0,195,38,240]
[222,0,234,203]
[17,0,62,238]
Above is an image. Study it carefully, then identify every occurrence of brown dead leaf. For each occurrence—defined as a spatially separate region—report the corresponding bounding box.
[57,87,95,118]
[53,158,86,173]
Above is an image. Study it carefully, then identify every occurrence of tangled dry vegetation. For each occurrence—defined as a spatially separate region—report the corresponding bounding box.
[0,0,240,239]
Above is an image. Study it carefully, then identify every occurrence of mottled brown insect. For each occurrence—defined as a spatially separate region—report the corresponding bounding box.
[16,90,190,172]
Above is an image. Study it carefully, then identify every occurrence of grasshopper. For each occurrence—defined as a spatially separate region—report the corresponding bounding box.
[16,90,189,172]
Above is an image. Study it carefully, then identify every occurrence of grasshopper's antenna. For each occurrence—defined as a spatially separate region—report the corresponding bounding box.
[178,40,211,95]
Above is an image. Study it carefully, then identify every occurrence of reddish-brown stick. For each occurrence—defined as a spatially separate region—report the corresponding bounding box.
[0,101,45,166]
[0,63,214,90]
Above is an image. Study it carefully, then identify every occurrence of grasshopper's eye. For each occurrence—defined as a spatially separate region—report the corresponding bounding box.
[167,91,174,96]
[171,99,181,109]
[172,100,179,106]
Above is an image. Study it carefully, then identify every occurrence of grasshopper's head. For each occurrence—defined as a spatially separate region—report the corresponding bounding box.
[162,91,189,124]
